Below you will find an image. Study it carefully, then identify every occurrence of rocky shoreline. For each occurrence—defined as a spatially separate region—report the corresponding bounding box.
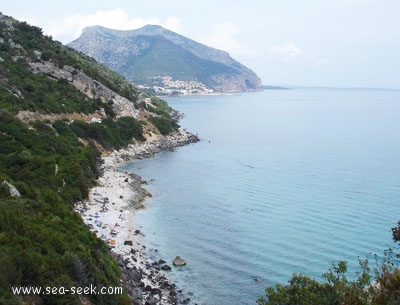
[74,129,199,305]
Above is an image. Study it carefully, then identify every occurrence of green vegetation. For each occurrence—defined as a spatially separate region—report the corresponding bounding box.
[138,93,179,135]
[0,18,140,115]
[119,35,238,89]
[69,117,144,150]
[143,93,172,114]
[0,110,131,305]
[0,14,179,305]
[150,116,179,135]
[0,61,105,114]
[257,221,400,305]
[68,26,259,91]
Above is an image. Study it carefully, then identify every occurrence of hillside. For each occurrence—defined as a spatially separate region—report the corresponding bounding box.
[68,25,262,94]
[0,12,192,305]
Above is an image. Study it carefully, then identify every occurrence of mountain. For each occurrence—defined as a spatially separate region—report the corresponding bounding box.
[0,12,193,305]
[68,25,262,94]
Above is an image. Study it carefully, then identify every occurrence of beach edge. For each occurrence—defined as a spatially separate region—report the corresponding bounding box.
[74,129,199,304]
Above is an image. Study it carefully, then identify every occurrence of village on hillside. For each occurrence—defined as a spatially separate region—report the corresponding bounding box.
[137,76,215,96]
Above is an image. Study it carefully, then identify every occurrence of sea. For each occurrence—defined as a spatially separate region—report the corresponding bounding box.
[120,88,400,305]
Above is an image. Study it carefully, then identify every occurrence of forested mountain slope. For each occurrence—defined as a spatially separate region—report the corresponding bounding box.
[0,12,181,305]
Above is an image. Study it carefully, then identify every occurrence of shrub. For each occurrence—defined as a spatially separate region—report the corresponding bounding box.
[150,116,179,135]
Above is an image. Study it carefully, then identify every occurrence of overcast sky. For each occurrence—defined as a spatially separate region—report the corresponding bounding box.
[2,0,400,89]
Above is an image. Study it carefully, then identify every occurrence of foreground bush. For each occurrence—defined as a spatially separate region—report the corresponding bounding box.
[258,222,400,305]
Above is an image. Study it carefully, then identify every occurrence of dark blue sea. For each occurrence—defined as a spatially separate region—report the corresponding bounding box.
[120,89,400,305]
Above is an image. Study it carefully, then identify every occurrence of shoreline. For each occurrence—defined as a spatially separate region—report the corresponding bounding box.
[74,129,199,305]
[155,88,264,98]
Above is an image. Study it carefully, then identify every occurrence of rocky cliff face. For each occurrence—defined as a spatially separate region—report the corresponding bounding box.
[29,62,140,118]
[68,25,262,93]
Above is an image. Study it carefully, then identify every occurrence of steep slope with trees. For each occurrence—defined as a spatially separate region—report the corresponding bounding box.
[0,12,186,305]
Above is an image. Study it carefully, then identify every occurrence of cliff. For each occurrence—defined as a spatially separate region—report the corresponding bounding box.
[68,25,262,93]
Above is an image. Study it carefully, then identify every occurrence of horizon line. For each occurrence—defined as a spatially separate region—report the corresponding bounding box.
[263,84,400,91]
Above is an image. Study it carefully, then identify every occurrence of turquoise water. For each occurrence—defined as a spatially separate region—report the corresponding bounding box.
[121,89,400,305]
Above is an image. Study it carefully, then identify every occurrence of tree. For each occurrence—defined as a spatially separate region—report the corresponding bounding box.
[391,221,400,244]
[258,221,400,305]
[368,221,400,305]
[258,260,371,305]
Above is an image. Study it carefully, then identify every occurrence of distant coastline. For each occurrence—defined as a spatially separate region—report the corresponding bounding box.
[263,84,400,91]
[152,89,263,98]
[262,85,291,90]
[148,84,400,98]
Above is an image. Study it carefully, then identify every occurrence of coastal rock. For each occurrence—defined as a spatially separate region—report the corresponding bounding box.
[172,256,186,266]
[145,296,157,305]
[161,265,172,271]
[151,288,161,295]
[130,270,143,282]
[131,288,143,303]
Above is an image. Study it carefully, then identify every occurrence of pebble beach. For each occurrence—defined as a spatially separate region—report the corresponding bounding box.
[74,130,199,305]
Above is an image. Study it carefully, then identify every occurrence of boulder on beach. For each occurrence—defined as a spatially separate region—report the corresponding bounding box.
[172,256,186,266]
[161,264,171,271]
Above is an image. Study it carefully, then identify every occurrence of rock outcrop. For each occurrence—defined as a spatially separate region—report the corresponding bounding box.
[3,181,21,197]
[29,62,140,118]
[103,129,199,166]
[172,256,187,267]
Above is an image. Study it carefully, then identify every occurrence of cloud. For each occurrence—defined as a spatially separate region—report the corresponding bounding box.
[197,22,252,57]
[44,8,180,44]
[270,43,302,56]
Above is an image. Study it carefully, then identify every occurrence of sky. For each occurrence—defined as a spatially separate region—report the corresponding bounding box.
[2,0,400,89]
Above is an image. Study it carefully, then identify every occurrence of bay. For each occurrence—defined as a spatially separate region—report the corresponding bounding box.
[121,89,400,305]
